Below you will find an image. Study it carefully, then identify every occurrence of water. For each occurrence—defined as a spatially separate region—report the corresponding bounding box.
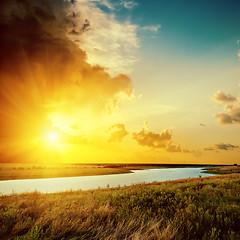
[0,167,216,195]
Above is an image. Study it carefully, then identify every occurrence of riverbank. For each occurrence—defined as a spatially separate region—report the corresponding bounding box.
[203,165,240,174]
[0,163,132,181]
[0,174,239,239]
[0,163,224,181]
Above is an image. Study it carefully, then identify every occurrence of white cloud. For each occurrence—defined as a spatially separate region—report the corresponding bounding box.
[101,0,114,10]
[120,0,138,9]
[68,1,139,75]
[141,24,161,32]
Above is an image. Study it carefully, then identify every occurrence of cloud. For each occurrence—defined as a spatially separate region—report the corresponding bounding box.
[141,25,161,32]
[166,144,182,153]
[107,124,128,142]
[212,90,237,103]
[204,143,239,151]
[0,0,134,111]
[132,128,171,148]
[100,0,114,10]
[0,0,136,156]
[120,0,138,9]
[238,40,240,57]
[215,143,239,151]
[69,0,139,75]
[105,122,187,153]
[212,87,240,125]
[215,104,240,125]
[132,124,187,153]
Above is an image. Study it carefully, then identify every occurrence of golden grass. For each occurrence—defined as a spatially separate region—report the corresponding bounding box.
[0,163,223,181]
[0,163,132,180]
[0,174,240,239]
[203,166,240,174]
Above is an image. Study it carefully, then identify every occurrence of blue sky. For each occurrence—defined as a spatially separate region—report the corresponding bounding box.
[104,0,240,63]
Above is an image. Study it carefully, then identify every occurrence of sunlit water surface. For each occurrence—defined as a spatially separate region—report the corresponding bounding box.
[0,168,216,195]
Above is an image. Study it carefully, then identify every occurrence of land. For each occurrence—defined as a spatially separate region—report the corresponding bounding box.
[0,163,133,181]
[203,165,240,174]
[0,173,239,239]
[0,163,227,181]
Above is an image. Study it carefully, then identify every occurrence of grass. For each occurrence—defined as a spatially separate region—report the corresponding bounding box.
[0,163,133,181]
[203,166,240,174]
[0,174,240,239]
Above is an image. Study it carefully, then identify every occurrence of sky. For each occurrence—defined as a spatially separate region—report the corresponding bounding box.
[0,0,240,164]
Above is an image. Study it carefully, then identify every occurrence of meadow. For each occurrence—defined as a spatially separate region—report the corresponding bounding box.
[0,173,239,239]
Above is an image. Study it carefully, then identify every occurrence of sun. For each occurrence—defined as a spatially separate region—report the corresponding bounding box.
[48,132,58,143]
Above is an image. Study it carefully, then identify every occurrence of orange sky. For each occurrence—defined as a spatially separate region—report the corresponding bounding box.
[0,0,239,165]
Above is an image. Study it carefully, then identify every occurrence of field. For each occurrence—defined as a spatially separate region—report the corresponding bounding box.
[0,163,221,181]
[0,164,133,181]
[0,173,240,239]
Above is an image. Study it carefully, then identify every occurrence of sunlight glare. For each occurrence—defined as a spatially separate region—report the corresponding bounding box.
[48,132,58,142]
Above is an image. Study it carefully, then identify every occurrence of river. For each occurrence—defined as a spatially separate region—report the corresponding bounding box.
[0,167,216,195]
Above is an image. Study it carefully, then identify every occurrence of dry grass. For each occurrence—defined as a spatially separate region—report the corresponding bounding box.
[0,174,240,239]
[0,163,224,181]
[203,166,240,174]
[0,163,132,180]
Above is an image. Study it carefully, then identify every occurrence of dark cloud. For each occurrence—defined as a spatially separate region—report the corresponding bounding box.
[68,19,90,35]
[215,143,239,151]
[0,0,133,158]
[212,90,237,103]
[0,0,132,109]
[205,143,239,151]
[107,124,128,142]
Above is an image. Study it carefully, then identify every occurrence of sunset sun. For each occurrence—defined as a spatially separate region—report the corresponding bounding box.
[48,132,58,143]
